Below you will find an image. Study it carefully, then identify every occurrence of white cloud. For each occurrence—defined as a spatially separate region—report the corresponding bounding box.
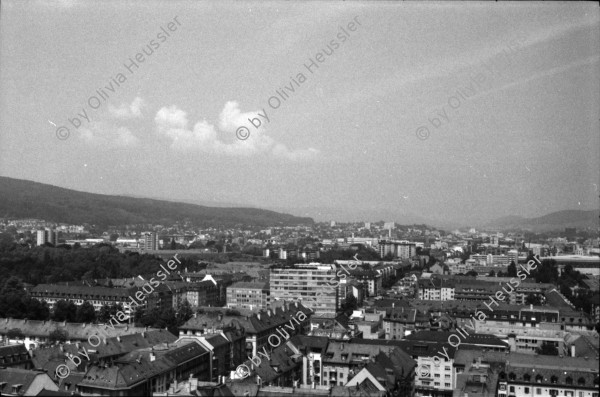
[155,101,319,161]
[108,97,145,119]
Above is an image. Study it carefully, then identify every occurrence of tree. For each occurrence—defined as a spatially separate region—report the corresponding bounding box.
[537,342,558,356]
[560,284,572,298]
[487,270,496,277]
[0,233,16,251]
[98,304,113,323]
[76,301,97,323]
[0,277,27,319]
[525,294,542,306]
[176,300,194,326]
[6,328,25,340]
[342,294,358,312]
[507,261,517,277]
[49,328,69,343]
[383,252,394,261]
[466,270,478,277]
[109,233,119,242]
[24,298,50,320]
[52,300,77,322]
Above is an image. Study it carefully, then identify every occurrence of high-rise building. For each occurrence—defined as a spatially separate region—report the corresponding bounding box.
[378,240,416,259]
[383,222,395,230]
[36,230,46,246]
[36,229,57,246]
[269,264,338,316]
[141,232,159,250]
[508,250,519,265]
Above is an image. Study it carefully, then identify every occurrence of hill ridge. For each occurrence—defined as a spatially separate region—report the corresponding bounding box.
[0,176,313,227]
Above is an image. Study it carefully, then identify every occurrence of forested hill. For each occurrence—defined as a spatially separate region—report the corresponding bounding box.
[0,177,313,227]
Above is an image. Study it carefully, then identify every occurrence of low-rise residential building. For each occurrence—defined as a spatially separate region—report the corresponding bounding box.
[321,341,398,388]
[0,318,153,350]
[226,281,269,310]
[76,340,212,395]
[0,345,32,369]
[383,307,417,340]
[0,368,59,396]
[474,305,595,354]
[179,302,312,359]
[344,349,415,396]
[30,283,172,318]
[497,353,599,397]
[417,278,455,301]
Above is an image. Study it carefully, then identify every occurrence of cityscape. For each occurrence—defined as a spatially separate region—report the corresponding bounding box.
[0,1,599,397]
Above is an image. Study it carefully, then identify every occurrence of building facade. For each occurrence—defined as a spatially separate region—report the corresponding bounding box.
[226,281,269,310]
[270,264,338,316]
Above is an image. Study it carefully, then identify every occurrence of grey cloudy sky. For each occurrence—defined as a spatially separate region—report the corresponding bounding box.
[1,0,598,226]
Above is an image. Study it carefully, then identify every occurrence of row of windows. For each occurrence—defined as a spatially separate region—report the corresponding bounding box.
[507,386,599,397]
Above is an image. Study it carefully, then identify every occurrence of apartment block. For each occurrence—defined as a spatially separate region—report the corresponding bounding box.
[378,240,417,259]
[226,281,269,310]
[270,264,338,316]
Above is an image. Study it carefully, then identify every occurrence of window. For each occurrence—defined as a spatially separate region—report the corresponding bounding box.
[510,386,515,393]
[524,387,530,394]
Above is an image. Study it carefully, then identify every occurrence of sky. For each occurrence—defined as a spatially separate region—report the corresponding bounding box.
[1,0,599,226]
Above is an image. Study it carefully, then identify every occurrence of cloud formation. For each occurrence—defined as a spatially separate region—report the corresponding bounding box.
[108,97,145,119]
[155,101,319,160]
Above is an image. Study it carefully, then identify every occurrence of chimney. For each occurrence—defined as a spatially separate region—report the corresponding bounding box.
[530,304,533,310]
[571,345,576,357]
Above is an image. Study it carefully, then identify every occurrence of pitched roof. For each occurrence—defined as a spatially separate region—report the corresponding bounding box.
[0,368,55,395]
[240,342,302,384]
[78,341,209,390]
[347,338,458,359]
[0,344,31,366]
[228,282,269,290]
[180,302,312,334]
[404,331,508,347]
[30,329,177,372]
[0,318,154,341]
